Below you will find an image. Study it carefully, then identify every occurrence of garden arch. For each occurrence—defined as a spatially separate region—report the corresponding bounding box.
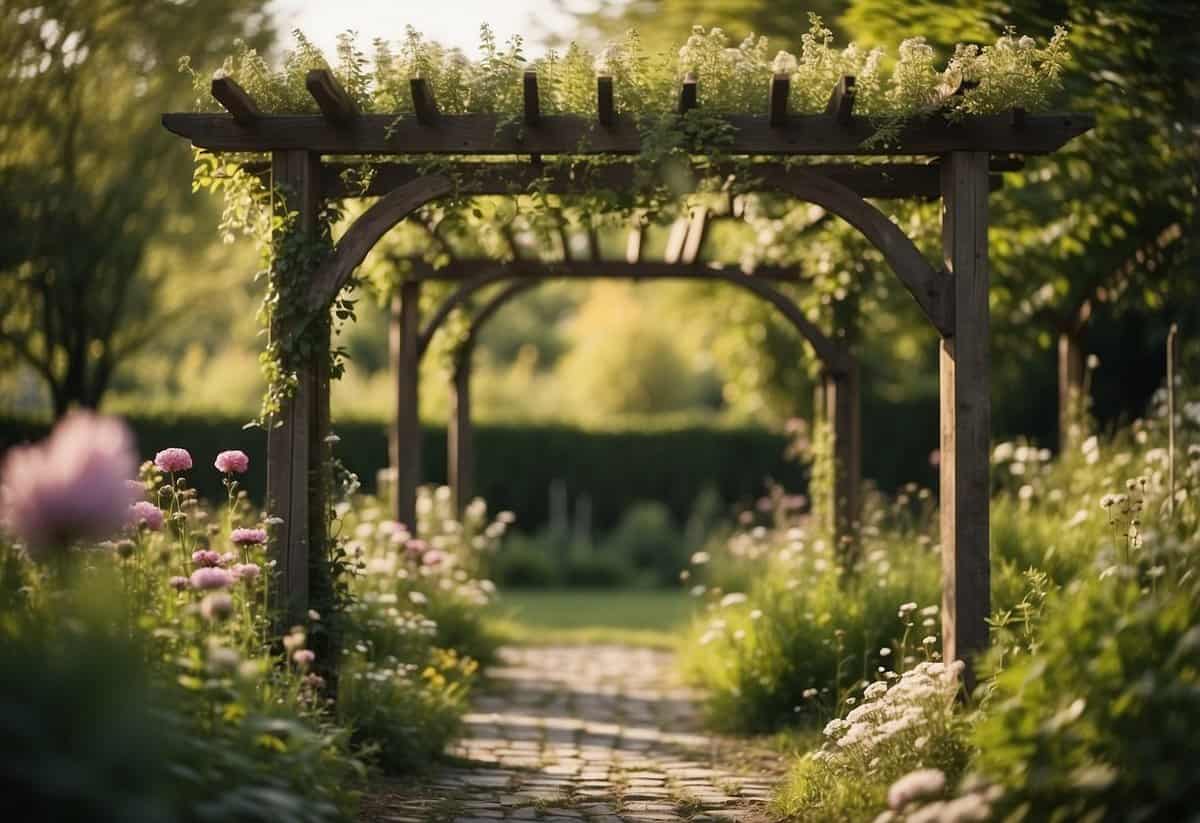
[164,67,1092,678]
[406,261,857,534]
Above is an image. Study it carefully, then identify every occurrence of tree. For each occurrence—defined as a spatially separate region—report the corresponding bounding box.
[842,0,1200,445]
[0,0,273,415]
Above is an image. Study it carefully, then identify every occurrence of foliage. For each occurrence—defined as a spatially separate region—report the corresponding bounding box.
[0,417,515,819]
[0,412,808,532]
[0,0,273,415]
[680,486,942,732]
[773,661,973,822]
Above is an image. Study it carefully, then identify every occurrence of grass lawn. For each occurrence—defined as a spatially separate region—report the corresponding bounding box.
[486,588,699,648]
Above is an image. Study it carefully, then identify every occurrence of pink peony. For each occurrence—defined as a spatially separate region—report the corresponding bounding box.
[230,527,267,545]
[191,549,223,568]
[231,562,261,583]
[189,567,233,590]
[128,500,165,531]
[0,411,139,558]
[168,575,189,591]
[214,450,249,474]
[292,649,315,667]
[154,448,192,473]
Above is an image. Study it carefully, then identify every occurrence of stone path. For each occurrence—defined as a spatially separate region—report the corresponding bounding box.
[362,645,785,823]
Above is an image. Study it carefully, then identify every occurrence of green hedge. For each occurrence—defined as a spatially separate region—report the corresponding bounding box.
[0,414,806,531]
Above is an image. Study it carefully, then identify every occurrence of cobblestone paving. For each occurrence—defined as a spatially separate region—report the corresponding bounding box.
[362,645,785,823]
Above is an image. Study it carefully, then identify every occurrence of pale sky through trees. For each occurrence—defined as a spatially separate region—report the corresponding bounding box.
[269,0,587,56]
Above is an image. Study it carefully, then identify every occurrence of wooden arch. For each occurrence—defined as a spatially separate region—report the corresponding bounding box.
[164,66,1093,682]
[412,265,861,535]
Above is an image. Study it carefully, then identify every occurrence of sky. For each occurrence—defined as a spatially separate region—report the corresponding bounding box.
[268,0,587,57]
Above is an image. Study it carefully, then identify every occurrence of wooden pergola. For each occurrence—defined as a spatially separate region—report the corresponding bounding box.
[164,67,1092,676]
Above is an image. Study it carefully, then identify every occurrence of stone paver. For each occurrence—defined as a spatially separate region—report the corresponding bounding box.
[361,645,785,823]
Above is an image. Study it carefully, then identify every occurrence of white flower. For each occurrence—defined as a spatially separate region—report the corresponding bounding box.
[690,551,710,565]
[1018,484,1035,501]
[887,768,946,810]
[771,50,798,74]
[720,592,748,608]
[992,442,1014,462]
[408,591,428,605]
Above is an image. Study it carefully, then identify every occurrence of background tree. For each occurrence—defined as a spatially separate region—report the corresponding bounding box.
[0,0,273,416]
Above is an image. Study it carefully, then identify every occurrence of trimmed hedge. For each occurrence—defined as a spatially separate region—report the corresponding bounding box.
[0,414,805,531]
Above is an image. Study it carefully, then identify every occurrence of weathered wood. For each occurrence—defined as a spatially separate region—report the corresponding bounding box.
[680,206,708,264]
[449,278,542,510]
[523,71,540,126]
[419,262,847,371]
[679,73,698,114]
[210,76,259,125]
[307,175,452,313]
[625,221,643,264]
[1057,328,1085,447]
[448,354,473,514]
[265,150,321,624]
[252,159,999,200]
[597,76,614,127]
[662,216,690,264]
[1010,107,1026,130]
[939,151,991,687]
[410,78,439,125]
[768,74,790,127]
[306,69,359,123]
[774,170,954,335]
[411,259,801,283]
[826,76,856,123]
[394,280,422,528]
[163,110,1094,156]
[823,358,862,557]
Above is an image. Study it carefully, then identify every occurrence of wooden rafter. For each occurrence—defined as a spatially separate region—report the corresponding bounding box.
[167,71,1091,155]
[210,76,258,125]
[306,69,359,123]
[681,206,709,264]
[768,74,790,127]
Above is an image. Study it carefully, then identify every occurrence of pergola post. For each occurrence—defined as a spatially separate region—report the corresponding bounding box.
[449,350,473,513]
[939,151,991,683]
[822,358,861,558]
[265,149,324,624]
[394,279,422,528]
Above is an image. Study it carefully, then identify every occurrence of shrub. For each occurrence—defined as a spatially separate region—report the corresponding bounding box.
[773,661,973,822]
[600,500,687,587]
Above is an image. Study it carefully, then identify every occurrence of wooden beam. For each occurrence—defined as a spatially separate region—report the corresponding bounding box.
[768,74,790,127]
[626,221,643,264]
[663,215,690,264]
[1010,107,1026,130]
[265,150,321,625]
[306,68,359,124]
[523,71,540,126]
[210,76,259,125]
[826,76,856,124]
[939,150,991,688]
[410,77,440,125]
[678,73,698,115]
[394,280,422,528]
[163,110,1094,156]
[411,259,801,282]
[680,206,708,264]
[823,358,862,555]
[280,160,991,200]
[597,75,614,127]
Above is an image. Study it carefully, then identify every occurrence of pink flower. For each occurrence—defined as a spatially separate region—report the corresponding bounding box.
[200,592,234,621]
[421,549,445,566]
[230,527,267,545]
[214,450,249,474]
[128,501,164,531]
[0,411,138,558]
[405,539,428,558]
[191,549,223,568]
[168,575,189,591]
[292,649,315,667]
[189,567,233,590]
[231,562,261,583]
[154,448,192,473]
